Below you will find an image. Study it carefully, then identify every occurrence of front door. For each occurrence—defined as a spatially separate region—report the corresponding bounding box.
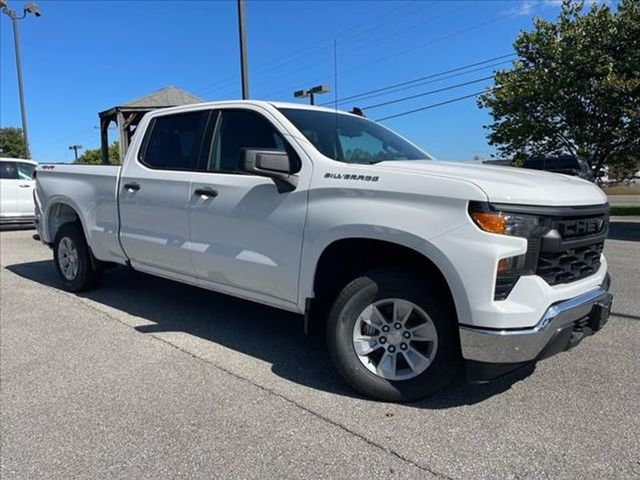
[189,108,309,305]
[118,110,210,279]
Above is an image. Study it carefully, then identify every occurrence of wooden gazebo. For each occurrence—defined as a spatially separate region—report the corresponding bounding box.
[98,86,203,164]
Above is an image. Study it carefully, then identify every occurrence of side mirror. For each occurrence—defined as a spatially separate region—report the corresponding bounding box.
[241,148,298,193]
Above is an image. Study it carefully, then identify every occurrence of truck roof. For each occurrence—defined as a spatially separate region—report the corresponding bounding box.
[0,157,37,165]
[152,99,356,117]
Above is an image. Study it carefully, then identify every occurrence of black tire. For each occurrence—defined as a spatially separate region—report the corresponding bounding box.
[53,223,102,292]
[326,270,459,402]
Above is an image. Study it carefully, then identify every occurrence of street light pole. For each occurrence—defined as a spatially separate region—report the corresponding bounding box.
[11,16,30,159]
[68,144,82,161]
[1,2,42,160]
[294,85,330,105]
[237,0,249,99]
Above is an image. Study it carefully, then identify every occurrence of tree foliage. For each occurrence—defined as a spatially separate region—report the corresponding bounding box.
[75,142,120,165]
[479,0,640,175]
[0,127,27,158]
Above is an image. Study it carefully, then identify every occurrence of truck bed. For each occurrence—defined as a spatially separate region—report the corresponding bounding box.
[35,163,126,264]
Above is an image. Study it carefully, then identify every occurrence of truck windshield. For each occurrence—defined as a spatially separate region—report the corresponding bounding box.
[278,108,430,164]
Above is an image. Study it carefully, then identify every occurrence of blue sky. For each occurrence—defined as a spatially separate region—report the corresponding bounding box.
[1,0,569,163]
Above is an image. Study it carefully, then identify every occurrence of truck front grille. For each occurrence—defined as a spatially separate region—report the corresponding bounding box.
[555,216,607,239]
[483,202,609,300]
[536,242,604,285]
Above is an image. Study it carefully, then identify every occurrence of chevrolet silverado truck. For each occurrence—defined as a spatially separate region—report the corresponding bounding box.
[34,101,613,402]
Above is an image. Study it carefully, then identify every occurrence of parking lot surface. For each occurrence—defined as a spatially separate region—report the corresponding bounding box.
[1,227,639,480]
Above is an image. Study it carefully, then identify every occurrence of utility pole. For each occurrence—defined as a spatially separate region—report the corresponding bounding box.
[68,144,82,161]
[1,1,42,160]
[237,0,249,99]
[294,85,330,105]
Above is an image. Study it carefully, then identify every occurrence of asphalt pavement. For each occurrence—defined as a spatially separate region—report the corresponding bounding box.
[1,226,639,480]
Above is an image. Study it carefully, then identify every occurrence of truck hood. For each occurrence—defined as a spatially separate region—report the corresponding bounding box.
[374,160,607,206]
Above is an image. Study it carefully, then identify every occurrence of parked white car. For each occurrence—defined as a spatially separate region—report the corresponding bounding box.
[33,101,613,401]
[0,157,37,226]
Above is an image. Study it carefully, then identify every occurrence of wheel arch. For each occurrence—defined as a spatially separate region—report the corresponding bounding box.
[44,199,88,245]
[302,232,471,334]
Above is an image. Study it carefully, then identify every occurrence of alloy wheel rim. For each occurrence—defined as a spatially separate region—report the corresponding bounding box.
[58,237,79,281]
[352,298,438,381]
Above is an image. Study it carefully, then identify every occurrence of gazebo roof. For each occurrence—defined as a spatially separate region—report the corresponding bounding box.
[99,86,203,118]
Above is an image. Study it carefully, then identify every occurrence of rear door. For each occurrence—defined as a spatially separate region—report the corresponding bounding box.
[0,161,19,218]
[118,110,211,279]
[15,162,36,217]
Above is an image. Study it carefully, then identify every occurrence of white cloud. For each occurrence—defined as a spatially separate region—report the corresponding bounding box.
[509,1,535,16]
[508,0,609,18]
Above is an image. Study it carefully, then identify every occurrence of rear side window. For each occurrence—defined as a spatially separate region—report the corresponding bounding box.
[0,162,18,179]
[209,110,296,173]
[16,162,35,180]
[557,157,578,169]
[523,158,544,170]
[141,111,209,170]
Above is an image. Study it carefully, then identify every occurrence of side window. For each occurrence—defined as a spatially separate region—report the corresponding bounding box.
[141,111,209,170]
[16,162,35,180]
[209,110,297,173]
[524,158,544,170]
[0,162,18,179]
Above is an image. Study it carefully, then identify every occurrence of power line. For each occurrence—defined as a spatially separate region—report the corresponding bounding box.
[247,5,463,99]
[362,75,495,110]
[329,5,464,67]
[194,1,421,97]
[261,10,516,100]
[320,53,515,106]
[375,89,489,122]
[338,12,514,79]
[343,59,513,106]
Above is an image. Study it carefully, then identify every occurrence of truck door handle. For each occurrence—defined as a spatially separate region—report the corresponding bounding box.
[124,182,140,192]
[18,184,31,188]
[194,188,218,199]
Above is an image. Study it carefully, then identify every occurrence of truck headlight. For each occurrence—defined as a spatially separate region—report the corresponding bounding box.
[468,202,550,239]
[469,202,550,300]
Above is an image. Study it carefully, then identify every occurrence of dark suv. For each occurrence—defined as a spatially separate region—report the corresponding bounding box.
[522,155,594,181]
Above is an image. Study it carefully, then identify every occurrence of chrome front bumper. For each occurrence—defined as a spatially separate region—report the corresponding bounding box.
[459,282,613,365]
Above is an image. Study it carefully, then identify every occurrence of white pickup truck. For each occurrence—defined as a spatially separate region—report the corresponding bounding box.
[34,101,613,401]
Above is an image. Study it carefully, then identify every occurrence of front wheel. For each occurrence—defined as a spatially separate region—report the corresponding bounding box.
[53,223,102,292]
[326,270,459,402]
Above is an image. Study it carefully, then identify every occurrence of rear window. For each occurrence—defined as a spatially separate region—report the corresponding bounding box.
[141,111,209,171]
[522,158,545,169]
[556,157,579,169]
[0,162,18,179]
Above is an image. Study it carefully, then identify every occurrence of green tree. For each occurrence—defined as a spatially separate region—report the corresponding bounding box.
[75,141,120,165]
[0,127,27,158]
[478,0,640,176]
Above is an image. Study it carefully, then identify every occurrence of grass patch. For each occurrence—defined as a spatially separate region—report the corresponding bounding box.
[603,185,640,195]
[610,206,640,216]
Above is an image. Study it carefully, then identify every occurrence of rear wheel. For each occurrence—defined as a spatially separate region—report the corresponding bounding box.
[326,270,459,402]
[53,223,102,292]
